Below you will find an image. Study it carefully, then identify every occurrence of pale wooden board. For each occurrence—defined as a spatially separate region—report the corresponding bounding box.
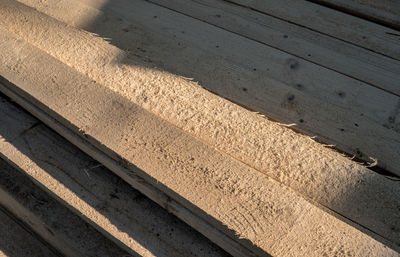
[0,158,130,257]
[0,16,399,257]
[0,86,250,257]
[310,0,400,30]
[227,0,400,61]
[0,58,260,257]
[149,0,400,97]
[15,0,400,176]
[0,95,230,257]
[3,0,400,245]
[2,0,400,247]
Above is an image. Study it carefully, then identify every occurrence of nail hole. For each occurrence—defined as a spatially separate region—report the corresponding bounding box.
[288,95,295,101]
[288,59,299,70]
[337,91,346,98]
[296,83,303,89]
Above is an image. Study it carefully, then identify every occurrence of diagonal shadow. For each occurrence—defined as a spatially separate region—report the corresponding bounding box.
[0,93,232,257]
[65,0,400,250]
[1,0,400,255]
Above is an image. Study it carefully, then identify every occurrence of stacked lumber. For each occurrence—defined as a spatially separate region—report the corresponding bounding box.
[0,205,61,257]
[0,0,399,256]
[15,0,400,174]
[0,95,230,256]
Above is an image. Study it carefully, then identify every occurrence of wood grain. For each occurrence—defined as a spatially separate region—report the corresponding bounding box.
[0,9,399,256]
[16,0,400,175]
[149,0,400,96]
[227,0,400,60]
[310,0,400,30]
[0,95,230,257]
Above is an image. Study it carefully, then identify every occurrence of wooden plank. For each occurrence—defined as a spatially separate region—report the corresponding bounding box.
[0,207,60,257]
[2,0,400,247]
[226,0,400,61]
[0,93,37,141]
[0,49,260,257]
[0,10,399,257]
[0,95,230,257]
[3,0,400,244]
[148,0,400,97]
[14,0,400,175]
[0,159,130,257]
[0,85,250,257]
[310,0,400,30]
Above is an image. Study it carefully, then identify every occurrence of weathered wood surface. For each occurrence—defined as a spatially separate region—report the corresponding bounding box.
[227,0,400,61]
[0,95,230,257]
[149,0,400,96]
[310,0,400,30]
[16,0,400,176]
[0,7,399,257]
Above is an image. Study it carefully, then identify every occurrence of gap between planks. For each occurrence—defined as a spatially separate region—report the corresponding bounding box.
[0,205,63,257]
[0,19,399,257]
[148,0,400,97]
[1,0,400,248]
[308,0,400,30]
[225,0,400,61]
[0,159,128,257]
[13,0,400,179]
[0,94,231,257]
